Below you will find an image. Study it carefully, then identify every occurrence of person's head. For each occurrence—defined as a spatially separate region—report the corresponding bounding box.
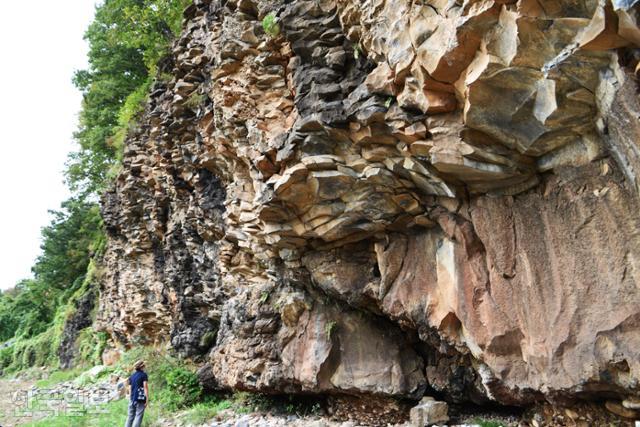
[134,360,146,372]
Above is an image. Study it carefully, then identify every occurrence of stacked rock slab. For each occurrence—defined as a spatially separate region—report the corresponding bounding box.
[98,0,640,414]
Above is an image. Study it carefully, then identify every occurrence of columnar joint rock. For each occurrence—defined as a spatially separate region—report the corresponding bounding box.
[98,0,640,413]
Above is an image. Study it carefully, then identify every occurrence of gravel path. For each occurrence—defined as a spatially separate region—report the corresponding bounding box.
[158,409,495,427]
[0,378,36,427]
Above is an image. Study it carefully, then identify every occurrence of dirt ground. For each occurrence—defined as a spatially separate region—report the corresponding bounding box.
[0,378,37,427]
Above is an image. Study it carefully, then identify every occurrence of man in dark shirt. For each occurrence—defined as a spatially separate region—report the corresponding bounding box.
[124,359,149,427]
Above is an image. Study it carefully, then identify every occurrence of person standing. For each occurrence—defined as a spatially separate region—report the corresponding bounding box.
[124,360,149,427]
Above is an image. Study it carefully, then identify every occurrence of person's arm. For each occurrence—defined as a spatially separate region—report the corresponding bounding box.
[143,380,149,406]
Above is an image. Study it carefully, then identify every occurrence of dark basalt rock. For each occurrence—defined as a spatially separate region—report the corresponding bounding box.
[59,285,96,370]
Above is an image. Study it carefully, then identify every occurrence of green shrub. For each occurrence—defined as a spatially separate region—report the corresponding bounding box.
[262,12,280,37]
[160,366,203,410]
[105,162,124,183]
[0,346,12,370]
[118,78,151,128]
[109,77,153,162]
[0,273,102,375]
[158,72,173,83]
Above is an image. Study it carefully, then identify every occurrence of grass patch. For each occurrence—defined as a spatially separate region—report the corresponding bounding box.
[181,399,233,424]
[22,398,160,427]
[471,419,506,427]
[35,367,86,388]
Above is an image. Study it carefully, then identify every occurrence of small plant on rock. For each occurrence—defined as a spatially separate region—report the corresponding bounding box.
[384,96,395,108]
[199,330,217,349]
[353,43,363,60]
[184,92,206,111]
[262,12,280,37]
[259,290,270,305]
[158,72,174,84]
[325,321,338,340]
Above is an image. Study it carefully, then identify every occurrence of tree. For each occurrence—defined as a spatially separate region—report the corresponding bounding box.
[0,280,54,340]
[32,199,103,292]
[67,0,189,195]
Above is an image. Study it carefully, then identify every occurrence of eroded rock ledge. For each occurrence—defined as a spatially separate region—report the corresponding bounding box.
[98,0,640,418]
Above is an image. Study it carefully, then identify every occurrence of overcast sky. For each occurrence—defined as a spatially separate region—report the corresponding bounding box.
[0,1,98,290]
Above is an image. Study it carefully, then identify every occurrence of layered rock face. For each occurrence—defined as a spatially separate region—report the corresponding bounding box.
[98,0,640,412]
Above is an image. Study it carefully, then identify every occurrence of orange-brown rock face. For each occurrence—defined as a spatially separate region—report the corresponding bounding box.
[98,0,640,410]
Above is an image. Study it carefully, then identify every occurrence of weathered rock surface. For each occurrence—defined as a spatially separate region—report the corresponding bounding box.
[97,0,640,420]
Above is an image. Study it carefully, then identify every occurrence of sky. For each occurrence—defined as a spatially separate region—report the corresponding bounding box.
[0,1,99,290]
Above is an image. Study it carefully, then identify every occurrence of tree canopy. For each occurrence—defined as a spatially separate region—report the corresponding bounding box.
[67,0,188,195]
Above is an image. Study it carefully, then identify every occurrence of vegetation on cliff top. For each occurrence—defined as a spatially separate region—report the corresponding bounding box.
[0,0,188,375]
[69,0,189,196]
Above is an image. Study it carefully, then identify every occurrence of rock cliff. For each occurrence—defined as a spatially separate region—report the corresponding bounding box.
[98,0,640,419]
